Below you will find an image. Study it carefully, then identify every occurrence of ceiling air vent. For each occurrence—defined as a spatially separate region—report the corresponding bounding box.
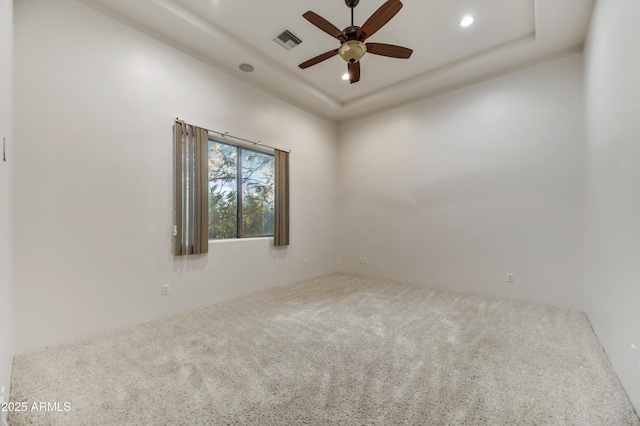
[273,29,303,51]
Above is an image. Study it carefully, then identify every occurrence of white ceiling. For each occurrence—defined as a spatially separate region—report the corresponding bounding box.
[81,0,595,122]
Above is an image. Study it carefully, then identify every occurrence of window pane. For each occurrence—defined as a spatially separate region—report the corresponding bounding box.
[241,149,274,237]
[208,141,238,239]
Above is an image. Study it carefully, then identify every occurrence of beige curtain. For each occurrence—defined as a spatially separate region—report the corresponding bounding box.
[174,122,209,256]
[274,149,290,247]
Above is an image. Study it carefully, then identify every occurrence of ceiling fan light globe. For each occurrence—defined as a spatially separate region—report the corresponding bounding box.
[338,40,367,63]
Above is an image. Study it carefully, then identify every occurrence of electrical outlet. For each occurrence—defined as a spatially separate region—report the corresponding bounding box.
[162,284,170,296]
[506,273,514,283]
[363,257,368,265]
[304,258,309,267]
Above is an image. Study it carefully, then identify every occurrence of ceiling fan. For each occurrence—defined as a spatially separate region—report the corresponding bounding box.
[298,0,413,84]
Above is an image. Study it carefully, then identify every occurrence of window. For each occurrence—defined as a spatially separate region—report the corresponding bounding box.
[174,121,288,255]
[208,139,274,239]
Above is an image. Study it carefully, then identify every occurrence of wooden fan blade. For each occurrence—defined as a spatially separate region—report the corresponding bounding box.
[366,43,413,59]
[303,11,347,41]
[348,62,360,84]
[299,49,339,69]
[356,0,403,41]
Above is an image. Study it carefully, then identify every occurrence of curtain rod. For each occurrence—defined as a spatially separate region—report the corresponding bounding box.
[175,118,291,153]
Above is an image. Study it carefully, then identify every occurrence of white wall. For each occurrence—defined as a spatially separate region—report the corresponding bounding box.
[0,0,13,418]
[338,54,585,311]
[584,0,640,412]
[13,0,338,354]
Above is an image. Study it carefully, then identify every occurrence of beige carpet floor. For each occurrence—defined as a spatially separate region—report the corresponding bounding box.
[9,273,640,425]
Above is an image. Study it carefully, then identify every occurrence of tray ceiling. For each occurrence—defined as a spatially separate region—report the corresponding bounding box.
[80,0,595,122]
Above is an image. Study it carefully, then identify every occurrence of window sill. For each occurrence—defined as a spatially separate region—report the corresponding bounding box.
[208,237,273,244]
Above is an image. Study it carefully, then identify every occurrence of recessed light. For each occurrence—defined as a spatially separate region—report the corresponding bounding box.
[239,63,255,73]
[342,73,350,81]
[460,15,474,27]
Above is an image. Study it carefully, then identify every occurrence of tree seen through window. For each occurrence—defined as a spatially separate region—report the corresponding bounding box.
[208,140,274,239]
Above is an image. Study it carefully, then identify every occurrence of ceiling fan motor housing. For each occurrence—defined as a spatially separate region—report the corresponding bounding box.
[343,25,360,40]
